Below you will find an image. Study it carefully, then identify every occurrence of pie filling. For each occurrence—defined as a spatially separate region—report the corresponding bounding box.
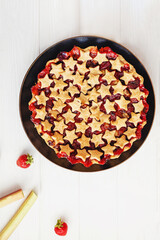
[28,46,149,167]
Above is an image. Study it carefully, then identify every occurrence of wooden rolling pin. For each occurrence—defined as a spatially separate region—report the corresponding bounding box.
[0,191,37,240]
[0,189,24,208]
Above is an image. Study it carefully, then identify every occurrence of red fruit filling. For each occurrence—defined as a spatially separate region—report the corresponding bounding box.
[31,82,41,95]
[99,61,111,70]
[90,47,98,58]
[127,78,140,89]
[70,46,80,59]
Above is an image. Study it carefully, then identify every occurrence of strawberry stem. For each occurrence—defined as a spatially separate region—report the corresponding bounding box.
[55,219,63,229]
[26,154,34,165]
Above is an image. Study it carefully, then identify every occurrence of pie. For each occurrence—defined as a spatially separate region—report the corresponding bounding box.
[28,46,149,167]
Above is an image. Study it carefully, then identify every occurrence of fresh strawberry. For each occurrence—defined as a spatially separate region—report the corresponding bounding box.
[54,219,68,236]
[16,154,34,168]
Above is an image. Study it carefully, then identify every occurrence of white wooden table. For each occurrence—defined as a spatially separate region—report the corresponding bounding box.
[0,0,159,239]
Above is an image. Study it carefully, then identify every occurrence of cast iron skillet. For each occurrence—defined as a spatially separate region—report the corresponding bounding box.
[19,36,155,172]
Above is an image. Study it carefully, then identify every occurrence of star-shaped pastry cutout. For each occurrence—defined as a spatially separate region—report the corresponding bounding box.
[35,107,46,120]
[104,99,115,113]
[35,91,49,105]
[41,120,52,131]
[121,71,134,84]
[89,66,102,75]
[77,93,90,105]
[63,57,77,70]
[78,50,92,61]
[110,56,124,71]
[64,130,78,144]
[60,144,74,156]
[99,113,110,123]
[78,106,90,121]
[88,118,102,132]
[124,127,137,140]
[102,144,116,156]
[91,133,104,147]
[50,63,64,78]
[115,96,130,110]
[76,149,90,161]
[115,135,128,149]
[130,88,145,101]
[61,67,74,80]
[111,117,127,130]
[29,97,36,105]
[52,99,66,112]
[98,84,111,98]
[77,134,91,148]
[52,132,64,145]
[58,90,71,101]
[77,62,88,75]
[88,150,103,161]
[39,75,53,88]
[94,52,107,64]
[62,109,76,123]
[133,100,144,113]
[67,85,80,96]
[90,102,101,120]
[129,113,141,126]
[103,70,117,84]
[87,74,100,87]
[49,88,59,100]
[49,109,59,119]
[88,88,100,102]
[80,80,91,94]
[102,130,116,143]
[54,119,67,134]
[54,79,68,91]
[75,121,89,132]
[35,124,42,134]
[113,81,126,95]
[41,133,53,144]
[68,98,81,112]
[72,72,84,86]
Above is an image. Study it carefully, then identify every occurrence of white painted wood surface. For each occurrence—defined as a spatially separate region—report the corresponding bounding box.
[0,0,159,239]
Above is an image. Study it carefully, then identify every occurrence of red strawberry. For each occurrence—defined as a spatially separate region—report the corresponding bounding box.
[17,154,34,168]
[54,219,68,236]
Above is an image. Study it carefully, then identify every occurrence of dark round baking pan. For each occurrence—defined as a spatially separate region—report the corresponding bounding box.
[19,36,155,172]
